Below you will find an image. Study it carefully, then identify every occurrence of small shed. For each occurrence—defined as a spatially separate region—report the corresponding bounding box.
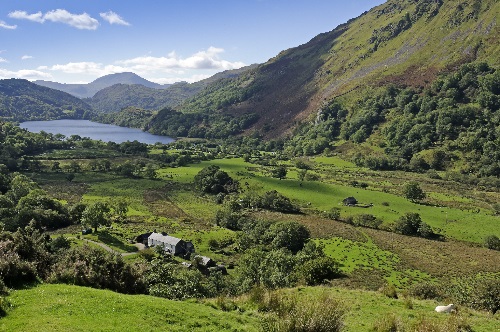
[343,197,358,206]
[147,232,195,256]
[194,255,216,268]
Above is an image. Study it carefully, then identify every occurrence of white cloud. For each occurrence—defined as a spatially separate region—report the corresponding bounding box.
[44,9,99,30]
[8,10,44,23]
[117,47,246,72]
[41,62,127,76]
[100,11,130,26]
[8,9,99,30]
[0,20,17,29]
[0,68,52,80]
[27,47,245,83]
[21,55,34,60]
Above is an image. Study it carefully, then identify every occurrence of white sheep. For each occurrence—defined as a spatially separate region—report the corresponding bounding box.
[435,304,456,313]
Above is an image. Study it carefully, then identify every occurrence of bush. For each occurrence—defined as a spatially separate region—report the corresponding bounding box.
[409,282,442,300]
[484,235,500,250]
[260,292,345,332]
[49,245,147,294]
[352,214,382,229]
[379,284,398,299]
[300,256,342,286]
[371,313,402,332]
[256,190,300,213]
[445,275,500,314]
[325,207,341,220]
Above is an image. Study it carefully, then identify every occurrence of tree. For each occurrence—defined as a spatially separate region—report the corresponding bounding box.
[393,212,434,238]
[268,221,310,253]
[256,190,299,213]
[114,200,129,222]
[81,202,111,232]
[194,165,237,194]
[300,256,342,286]
[402,181,426,202]
[297,169,308,182]
[271,166,287,180]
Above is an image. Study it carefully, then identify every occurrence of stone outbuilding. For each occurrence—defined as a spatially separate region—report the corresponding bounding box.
[343,196,358,206]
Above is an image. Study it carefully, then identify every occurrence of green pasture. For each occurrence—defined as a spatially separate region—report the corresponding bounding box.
[81,175,165,217]
[0,284,259,332]
[162,157,499,243]
[316,237,432,288]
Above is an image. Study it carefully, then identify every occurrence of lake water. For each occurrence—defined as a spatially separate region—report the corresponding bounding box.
[20,119,174,144]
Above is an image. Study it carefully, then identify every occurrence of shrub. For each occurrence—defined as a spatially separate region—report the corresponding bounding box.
[325,207,341,220]
[380,284,398,299]
[409,282,442,300]
[352,214,382,229]
[371,313,402,332]
[411,315,473,332]
[260,292,345,332]
[256,190,300,213]
[49,245,147,294]
[445,275,500,314]
[484,235,500,250]
[300,256,342,286]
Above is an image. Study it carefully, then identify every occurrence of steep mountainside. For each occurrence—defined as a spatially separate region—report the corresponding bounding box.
[176,0,499,136]
[87,65,257,113]
[0,79,93,121]
[35,72,168,99]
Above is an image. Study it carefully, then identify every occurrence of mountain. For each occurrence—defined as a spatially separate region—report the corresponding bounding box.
[0,79,93,121]
[34,72,169,99]
[175,0,499,136]
[87,65,257,113]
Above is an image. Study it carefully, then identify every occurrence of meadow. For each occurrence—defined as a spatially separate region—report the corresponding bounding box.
[14,147,497,332]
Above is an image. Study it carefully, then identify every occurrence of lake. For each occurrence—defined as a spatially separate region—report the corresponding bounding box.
[20,119,174,144]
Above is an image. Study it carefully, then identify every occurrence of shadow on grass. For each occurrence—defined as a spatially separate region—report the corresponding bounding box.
[97,231,138,253]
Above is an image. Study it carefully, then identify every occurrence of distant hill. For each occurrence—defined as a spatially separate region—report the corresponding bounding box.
[86,65,257,113]
[0,79,93,121]
[34,72,169,99]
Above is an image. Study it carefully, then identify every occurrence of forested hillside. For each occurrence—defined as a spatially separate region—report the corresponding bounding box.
[174,0,499,138]
[0,79,93,121]
[87,65,258,114]
[87,82,200,113]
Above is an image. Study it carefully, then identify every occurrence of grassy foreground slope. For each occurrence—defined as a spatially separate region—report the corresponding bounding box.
[2,284,498,332]
[0,284,259,332]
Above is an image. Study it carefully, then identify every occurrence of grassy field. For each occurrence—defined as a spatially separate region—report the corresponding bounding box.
[161,157,499,243]
[0,284,259,332]
[2,284,498,332]
[316,236,432,288]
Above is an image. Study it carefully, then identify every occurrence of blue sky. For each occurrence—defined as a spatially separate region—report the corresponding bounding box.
[0,0,385,84]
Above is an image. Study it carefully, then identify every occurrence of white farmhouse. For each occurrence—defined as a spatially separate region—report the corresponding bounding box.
[147,232,195,256]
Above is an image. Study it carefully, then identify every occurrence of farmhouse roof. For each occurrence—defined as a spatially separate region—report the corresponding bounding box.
[148,232,182,245]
